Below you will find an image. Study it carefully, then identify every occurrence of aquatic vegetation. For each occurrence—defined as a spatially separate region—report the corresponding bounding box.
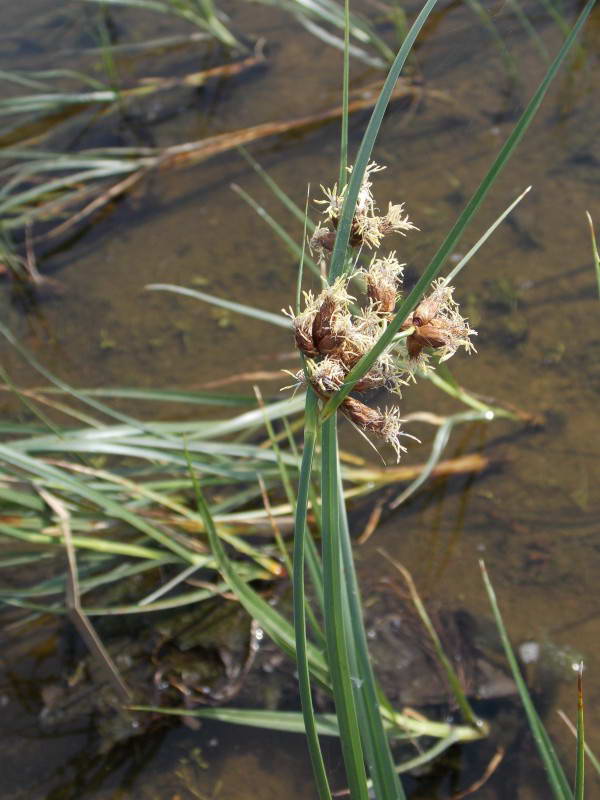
[0,68,426,284]
[207,0,594,796]
[0,0,597,796]
[84,0,243,50]
[249,0,395,66]
[481,561,596,800]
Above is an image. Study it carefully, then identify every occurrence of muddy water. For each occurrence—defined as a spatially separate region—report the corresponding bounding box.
[1,0,599,797]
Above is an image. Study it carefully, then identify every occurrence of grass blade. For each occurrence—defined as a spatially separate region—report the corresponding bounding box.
[238,147,316,232]
[35,386,258,407]
[187,457,330,685]
[338,0,350,186]
[132,706,341,735]
[337,475,405,799]
[442,186,532,286]
[586,212,600,300]
[382,553,483,731]
[463,0,518,81]
[389,409,489,508]
[328,0,440,282]
[146,283,291,328]
[558,710,600,778]
[480,560,573,799]
[0,445,202,564]
[0,322,187,445]
[575,664,584,800]
[230,182,321,278]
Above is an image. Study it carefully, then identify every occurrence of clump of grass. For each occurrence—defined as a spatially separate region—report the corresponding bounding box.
[1,1,595,797]
[83,0,244,51]
[1,56,430,285]
[248,0,394,66]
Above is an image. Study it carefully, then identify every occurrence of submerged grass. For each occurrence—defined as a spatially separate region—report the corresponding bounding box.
[83,0,243,50]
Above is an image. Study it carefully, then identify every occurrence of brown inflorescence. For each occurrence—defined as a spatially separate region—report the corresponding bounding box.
[286,164,476,461]
[311,163,417,257]
[401,279,477,363]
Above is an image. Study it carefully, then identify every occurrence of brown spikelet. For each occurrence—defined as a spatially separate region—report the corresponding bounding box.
[294,324,319,357]
[341,396,384,432]
[411,283,451,327]
[312,228,337,252]
[349,222,365,248]
[366,280,396,314]
[312,296,346,356]
[408,323,448,354]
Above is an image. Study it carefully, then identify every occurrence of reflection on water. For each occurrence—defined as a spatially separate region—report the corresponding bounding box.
[1,0,599,796]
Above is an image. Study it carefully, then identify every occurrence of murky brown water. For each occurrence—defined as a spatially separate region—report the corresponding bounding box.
[1,0,599,796]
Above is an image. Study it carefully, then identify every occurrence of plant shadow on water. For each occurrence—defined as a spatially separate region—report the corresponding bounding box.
[0,0,599,797]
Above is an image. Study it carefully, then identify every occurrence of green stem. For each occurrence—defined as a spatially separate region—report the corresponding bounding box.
[321,416,369,799]
[293,390,331,800]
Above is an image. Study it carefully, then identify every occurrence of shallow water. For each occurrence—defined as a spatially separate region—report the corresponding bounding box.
[1,0,599,797]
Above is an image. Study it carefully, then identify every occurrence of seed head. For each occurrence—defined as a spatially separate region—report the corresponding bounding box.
[358,252,405,314]
[405,279,477,362]
[315,163,415,252]
[285,277,356,360]
[309,356,346,394]
[341,398,411,462]
[286,167,478,463]
[379,203,418,238]
[316,183,344,225]
[353,355,407,396]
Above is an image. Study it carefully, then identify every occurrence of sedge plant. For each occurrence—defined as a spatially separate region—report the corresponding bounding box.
[0,0,595,796]
[136,1,594,797]
[281,0,595,797]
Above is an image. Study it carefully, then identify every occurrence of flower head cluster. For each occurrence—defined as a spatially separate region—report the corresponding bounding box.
[285,258,409,460]
[287,164,476,461]
[401,279,477,363]
[311,162,417,256]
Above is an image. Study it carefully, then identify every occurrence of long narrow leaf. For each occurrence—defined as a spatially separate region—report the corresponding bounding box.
[132,706,341,735]
[36,386,257,407]
[239,147,316,232]
[337,473,404,799]
[586,212,600,300]
[231,183,321,278]
[0,446,200,564]
[575,664,584,800]
[187,461,330,685]
[480,561,573,799]
[383,553,482,731]
[328,0,440,282]
[146,283,292,328]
